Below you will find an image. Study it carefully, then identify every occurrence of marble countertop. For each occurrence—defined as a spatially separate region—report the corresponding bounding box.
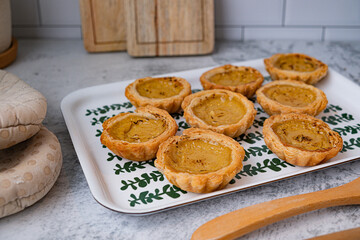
[1,39,359,240]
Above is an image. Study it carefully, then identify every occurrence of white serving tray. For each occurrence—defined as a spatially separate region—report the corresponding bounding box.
[61,58,360,215]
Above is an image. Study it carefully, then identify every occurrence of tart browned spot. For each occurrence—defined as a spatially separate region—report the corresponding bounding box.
[264,53,328,85]
[200,64,264,98]
[256,80,328,116]
[263,113,343,166]
[155,128,244,193]
[125,76,192,113]
[181,89,256,138]
[100,106,178,161]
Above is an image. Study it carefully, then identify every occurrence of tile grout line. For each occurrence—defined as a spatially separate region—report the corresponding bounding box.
[241,26,245,41]
[282,0,287,26]
[215,24,354,28]
[13,25,82,28]
[36,0,42,26]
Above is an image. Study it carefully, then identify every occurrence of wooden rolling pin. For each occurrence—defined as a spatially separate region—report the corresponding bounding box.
[192,177,360,240]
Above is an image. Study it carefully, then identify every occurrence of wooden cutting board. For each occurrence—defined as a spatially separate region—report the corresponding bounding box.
[125,0,214,56]
[79,0,127,52]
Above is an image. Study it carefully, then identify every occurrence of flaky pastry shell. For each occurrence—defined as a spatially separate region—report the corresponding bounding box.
[256,80,328,116]
[155,128,244,193]
[100,106,177,161]
[264,53,328,85]
[200,64,264,98]
[125,76,191,113]
[181,89,256,138]
[263,113,343,166]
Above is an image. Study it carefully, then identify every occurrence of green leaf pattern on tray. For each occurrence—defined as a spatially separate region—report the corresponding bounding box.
[333,124,360,136]
[244,145,273,162]
[235,131,263,145]
[128,185,187,207]
[120,171,164,190]
[230,158,294,183]
[322,113,354,125]
[85,102,133,116]
[114,159,155,174]
[84,88,360,207]
[341,138,360,153]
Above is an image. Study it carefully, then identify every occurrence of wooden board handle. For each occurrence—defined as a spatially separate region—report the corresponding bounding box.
[192,178,360,240]
[307,227,360,240]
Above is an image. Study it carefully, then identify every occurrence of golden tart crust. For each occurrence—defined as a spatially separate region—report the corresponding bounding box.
[264,53,328,85]
[100,106,178,161]
[181,89,256,138]
[256,80,328,116]
[125,76,191,113]
[200,64,264,98]
[155,128,244,193]
[263,113,343,166]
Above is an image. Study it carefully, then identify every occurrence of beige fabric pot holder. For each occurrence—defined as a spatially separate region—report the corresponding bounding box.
[0,70,47,150]
[0,126,62,218]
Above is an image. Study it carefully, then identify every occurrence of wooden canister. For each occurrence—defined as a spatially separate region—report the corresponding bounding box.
[0,0,11,53]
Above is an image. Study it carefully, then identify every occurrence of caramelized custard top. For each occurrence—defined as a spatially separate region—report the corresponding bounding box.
[272,119,332,151]
[208,69,258,86]
[275,55,317,72]
[136,78,183,99]
[166,139,232,174]
[192,94,246,126]
[264,84,316,107]
[108,115,166,143]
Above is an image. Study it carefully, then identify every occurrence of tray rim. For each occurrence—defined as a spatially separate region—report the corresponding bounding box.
[61,58,360,215]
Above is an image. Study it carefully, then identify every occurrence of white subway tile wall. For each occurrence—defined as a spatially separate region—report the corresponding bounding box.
[10,0,360,41]
[325,28,360,41]
[11,0,40,26]
[285,0,360,26]
[244,27,323,40]
[39,0,81,26]
[215,0,284,26]
[12,27,82,39]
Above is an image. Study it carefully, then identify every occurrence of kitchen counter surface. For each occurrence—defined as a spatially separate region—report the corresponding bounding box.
[1,39,359,240]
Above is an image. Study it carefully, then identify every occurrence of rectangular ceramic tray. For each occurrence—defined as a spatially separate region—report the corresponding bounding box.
[61,58,360,215]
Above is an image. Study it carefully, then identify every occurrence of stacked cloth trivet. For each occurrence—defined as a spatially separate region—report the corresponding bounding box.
[0,70,62,218]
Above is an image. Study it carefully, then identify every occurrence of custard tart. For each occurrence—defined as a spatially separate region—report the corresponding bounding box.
[100,106,178,161]
[256,80,327,116]
[181,89,256,138]
[125,76,191,113]
[264,53,328,85]
[263,113,343,166]
[200,64,264,98]
[155,128,244,193]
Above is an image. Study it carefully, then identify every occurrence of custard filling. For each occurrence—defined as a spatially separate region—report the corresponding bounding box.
[192,94,246,126]
[272,120,332,151]
[136,78,184,99]
[208,69,257,86]
[167,139,232,174]
[264,85,316,107]
[108,115,166,142]
[275,56,317,72]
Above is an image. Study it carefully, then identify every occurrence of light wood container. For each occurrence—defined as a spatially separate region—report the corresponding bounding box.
[79,0,215,56]
[0,0,17,68]
[79,0,127,52]
[125,0,214,56]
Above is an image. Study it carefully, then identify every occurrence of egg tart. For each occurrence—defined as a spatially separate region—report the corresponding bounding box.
[155,128,244,193]
[125,76,191,113]
[100,106,178,161]
[264,53,328,85]
[256,80,327,116]
[182,89,256,138]
[200,64,264,98]
[263,113,343,166]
